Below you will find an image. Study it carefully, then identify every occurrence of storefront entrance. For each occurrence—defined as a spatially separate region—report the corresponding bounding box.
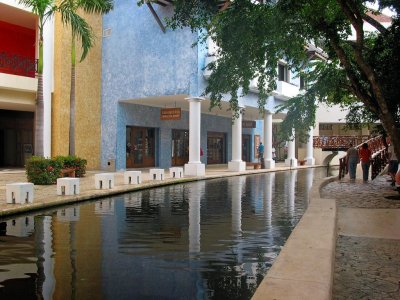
[242,134,251,162]
[171,129,189,166]
[126,126,155,168]
[0,110,34,167]
[207,132,226,164]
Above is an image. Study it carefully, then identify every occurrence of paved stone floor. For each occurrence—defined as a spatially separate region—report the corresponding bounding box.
[333,236,400,300]
[321,174,400,299]
[321,176,400,209]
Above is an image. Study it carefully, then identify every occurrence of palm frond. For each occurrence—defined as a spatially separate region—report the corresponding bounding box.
[18,0,55,16]
[58,4,94,61]
[77,0,113,14]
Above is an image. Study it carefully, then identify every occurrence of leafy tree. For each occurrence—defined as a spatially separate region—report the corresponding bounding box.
[19,0,111,156]
[163,0,400,159]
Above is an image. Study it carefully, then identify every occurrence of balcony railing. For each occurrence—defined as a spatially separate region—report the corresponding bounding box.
[0,51,37,78]
[313,135,371,151]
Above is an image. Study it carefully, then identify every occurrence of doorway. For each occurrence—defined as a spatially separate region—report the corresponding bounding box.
[0,110,33,167]
[171,129,189,166]
[126,126,155,168]
[242,134,251,162]
[207,132,226,164]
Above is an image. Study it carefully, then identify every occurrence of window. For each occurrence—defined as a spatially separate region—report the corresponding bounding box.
[319,123,333,131]
[278,63,289,82]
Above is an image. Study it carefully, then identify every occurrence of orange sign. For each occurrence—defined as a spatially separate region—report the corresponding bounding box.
[160,108,181,120]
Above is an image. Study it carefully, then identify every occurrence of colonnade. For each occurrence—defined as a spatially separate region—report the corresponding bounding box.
[184,97,315,176]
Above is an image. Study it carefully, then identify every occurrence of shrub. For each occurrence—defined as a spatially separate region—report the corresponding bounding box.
[26,155,87,185]
[26,156,63,185]
[54,155,87,177]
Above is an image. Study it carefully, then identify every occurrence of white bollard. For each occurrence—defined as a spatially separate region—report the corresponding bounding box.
[57,178,80,195]
[6,183,34,204]
[149,169,165,181]
[124,171,142,185]
[95,173,115,189]
[169,167,184,178]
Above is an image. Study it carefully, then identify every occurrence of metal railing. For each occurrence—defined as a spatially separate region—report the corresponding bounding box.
[0,51,37,78]
[338,135,387,180]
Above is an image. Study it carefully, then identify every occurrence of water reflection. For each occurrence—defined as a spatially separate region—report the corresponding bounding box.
[0,168,334,299]
[6,216,34,237]
[285,170,297,217]
[57,207,80,222]
[189,181,204,254]
[95,198,114,215]
[231,176,244,235]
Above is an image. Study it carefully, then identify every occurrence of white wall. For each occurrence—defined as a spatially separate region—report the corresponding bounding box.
[316,103,348,123]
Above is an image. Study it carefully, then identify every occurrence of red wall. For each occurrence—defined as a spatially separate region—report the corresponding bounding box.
[0,20,36,76]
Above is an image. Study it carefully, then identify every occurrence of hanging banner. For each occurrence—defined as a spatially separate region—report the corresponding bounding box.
[160,108,181,120]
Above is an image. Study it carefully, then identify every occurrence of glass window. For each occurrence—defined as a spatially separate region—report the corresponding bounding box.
[278,63,290,82]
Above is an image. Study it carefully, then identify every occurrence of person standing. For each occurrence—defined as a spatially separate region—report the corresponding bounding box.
[359,143,372,182]
[272,146,276,161]
[258,142,264,161]
[258,142,265,168]
[346,143,359,181]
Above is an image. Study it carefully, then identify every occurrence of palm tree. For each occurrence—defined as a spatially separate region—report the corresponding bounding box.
[18,0,112,157]
[60,0,113,156]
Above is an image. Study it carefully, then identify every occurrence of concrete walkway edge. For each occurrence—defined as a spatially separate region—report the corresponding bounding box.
[0,165,325,218]
[252,176,338,300]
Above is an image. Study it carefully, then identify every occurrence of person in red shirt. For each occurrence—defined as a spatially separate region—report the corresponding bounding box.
[359,143,372,182]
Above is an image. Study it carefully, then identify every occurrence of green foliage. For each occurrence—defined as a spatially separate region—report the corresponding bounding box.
[26,156,63,185]
[164,0,400,159]
[58,0,113,62]
[54,156,87,177]
[25,155,87,185]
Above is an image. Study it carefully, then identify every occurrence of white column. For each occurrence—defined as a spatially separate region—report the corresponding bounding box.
[228,109,246,172]
[184,97,205,176]
[305,127,315,165]
[43,15,54,158]
[263,111,275,169]
[285,129,298,167]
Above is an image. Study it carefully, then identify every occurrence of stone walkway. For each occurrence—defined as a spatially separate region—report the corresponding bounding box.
[321,174,400,299]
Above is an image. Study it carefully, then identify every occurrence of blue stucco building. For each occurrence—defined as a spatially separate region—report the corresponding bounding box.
[101,1,296,171]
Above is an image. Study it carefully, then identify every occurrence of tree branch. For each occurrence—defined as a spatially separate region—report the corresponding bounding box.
[325,30,376,111]
[362,12,389,34]
[336,0,364,47]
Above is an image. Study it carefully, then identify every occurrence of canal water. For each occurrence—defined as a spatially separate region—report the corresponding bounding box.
[0,167,336,299]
